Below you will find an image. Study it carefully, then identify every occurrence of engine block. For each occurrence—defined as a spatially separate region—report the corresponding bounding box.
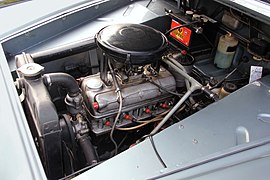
[81,67,176,135]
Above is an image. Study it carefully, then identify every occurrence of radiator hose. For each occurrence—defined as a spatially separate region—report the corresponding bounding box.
[43,73,80,97]
[78,134,98,165]
[44,73,98,165]
[43,73,83,115]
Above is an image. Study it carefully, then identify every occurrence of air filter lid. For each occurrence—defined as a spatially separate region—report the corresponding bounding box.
[95,24,168,65]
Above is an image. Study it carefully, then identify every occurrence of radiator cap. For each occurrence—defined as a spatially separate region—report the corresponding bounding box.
[17,63,44,78]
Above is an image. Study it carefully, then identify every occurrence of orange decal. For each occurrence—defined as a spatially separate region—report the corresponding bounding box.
[170,19,192,47]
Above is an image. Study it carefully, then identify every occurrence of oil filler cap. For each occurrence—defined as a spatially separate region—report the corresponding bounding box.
[86,78,103,91]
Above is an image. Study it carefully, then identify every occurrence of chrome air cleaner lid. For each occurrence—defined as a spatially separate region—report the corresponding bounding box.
[95,24,168,65]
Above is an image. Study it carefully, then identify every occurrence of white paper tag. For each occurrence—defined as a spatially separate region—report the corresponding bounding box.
[249,66,263,83]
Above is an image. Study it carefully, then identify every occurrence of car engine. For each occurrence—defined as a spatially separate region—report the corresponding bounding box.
[10,1,270,179]
[81,24,176,136]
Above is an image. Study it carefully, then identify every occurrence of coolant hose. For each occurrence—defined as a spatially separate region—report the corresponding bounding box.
[43,73,80,97]
[78,135,98,165]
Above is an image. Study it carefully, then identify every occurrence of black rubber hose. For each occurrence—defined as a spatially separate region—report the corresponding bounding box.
[43,73,80,97]
[78,135,98,165]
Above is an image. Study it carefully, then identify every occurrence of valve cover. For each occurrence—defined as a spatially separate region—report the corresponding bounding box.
[81,67,176,135]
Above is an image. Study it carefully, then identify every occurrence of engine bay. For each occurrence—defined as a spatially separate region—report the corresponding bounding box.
[4,0,270,179]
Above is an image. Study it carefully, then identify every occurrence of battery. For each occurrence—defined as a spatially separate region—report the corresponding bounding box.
[168,12,218,53]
